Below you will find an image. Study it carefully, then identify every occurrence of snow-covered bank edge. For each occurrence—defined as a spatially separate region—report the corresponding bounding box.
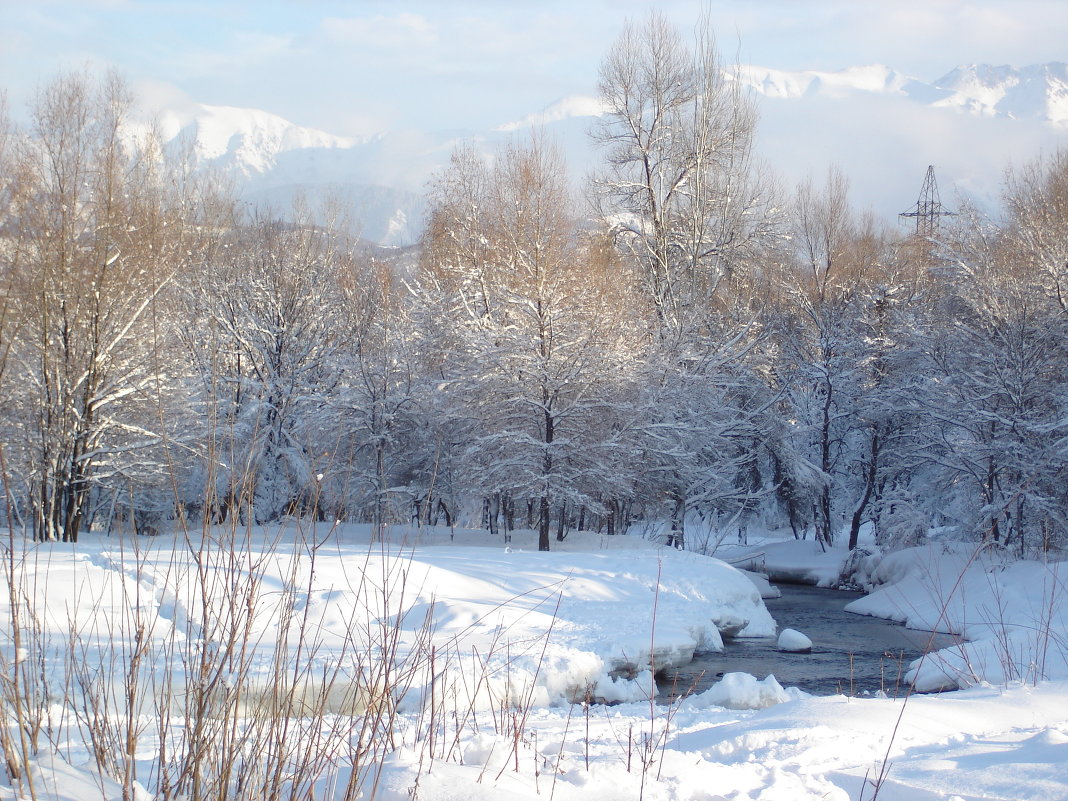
[717,535,1068,694]
[0,524,777,712]
[844,544,1068,691]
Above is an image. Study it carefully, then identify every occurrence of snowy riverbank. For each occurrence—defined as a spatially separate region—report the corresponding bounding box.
[1,523,1066,800]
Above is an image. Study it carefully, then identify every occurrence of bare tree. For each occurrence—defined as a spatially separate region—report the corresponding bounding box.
[771,169,898,549]
[5,72,183,541]
[920,173,1068,553]
[1004,149,1068,317]
[332,253,422,540]
[591,14,785,545]
[423,137,639,550]
[592,11,778,339]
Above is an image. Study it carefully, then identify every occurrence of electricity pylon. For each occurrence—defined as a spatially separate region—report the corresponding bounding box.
[900,165,954,237]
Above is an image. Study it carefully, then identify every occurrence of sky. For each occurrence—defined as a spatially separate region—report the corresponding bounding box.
[3,0,1067,138]
[3,1,1068,222]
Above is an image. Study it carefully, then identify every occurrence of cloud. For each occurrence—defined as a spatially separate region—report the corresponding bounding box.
[495,95,607,132]
[321,13,437,50]
[723,0,1068,77]
[754,89,1066,223]
[167,31,294,80]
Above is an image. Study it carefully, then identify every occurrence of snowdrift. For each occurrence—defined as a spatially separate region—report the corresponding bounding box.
[846,544,1068,691]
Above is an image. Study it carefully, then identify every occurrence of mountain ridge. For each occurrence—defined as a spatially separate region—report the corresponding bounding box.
[132,61,1068,244]
[506,61,1068,128]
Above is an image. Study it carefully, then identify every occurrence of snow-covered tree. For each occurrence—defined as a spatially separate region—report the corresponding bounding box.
[920,187,1068,552]
[764,170,908,549]
[180,212,345,525]
[590,13,785,546]
[592,11,778,340]
[423,139,641,550]
[329,254,426,538]
[3,73,185,541]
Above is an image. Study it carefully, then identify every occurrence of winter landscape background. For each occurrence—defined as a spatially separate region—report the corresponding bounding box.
[105,59,1068,246]
[1,2,1068,800]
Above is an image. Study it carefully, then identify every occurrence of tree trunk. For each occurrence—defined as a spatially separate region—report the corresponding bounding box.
[818,378,834,548]
[538,495,550,552]
[486,494,500,539]
[372,437,386,543]
[669,492,685,549]
[847,430,879,551]
[503,495,515,537]
[539,401,554,551]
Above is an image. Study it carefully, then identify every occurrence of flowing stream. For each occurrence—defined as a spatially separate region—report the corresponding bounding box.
[659,583,960,698]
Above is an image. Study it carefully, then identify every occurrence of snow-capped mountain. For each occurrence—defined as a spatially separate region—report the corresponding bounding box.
[149,103,365,177]
[931,63,1068,125]
[733,64,922,100]
[734,62,1068,127]
[129,102,427,246]
[134,62,1067,245]
[495,62,1068,130]
[730,61,1068,220]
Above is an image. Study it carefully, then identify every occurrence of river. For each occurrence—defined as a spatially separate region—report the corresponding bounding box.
[658,583,960,698]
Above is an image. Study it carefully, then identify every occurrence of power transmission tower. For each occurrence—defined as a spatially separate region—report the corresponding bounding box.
[899,165,954,237]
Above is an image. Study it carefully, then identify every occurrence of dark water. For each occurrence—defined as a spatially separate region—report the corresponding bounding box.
[658,583,959,698]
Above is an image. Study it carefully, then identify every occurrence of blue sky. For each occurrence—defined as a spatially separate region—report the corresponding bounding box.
[3,1,1067,138]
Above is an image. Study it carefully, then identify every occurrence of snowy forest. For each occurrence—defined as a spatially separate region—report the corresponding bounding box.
[1,15,1066,555]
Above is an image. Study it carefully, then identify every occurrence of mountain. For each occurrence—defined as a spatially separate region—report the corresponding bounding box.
[730,61,1068,220]
[931,63,1068,125]
[149,103,365,176]
[129,102,428,245]
[133,62,1068,244]
[495,62,1068,130]
[734,61,1068,127]
[732,64,922,100]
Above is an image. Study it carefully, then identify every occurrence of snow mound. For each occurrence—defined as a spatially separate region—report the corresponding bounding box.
[9,527,775,711]
[397,544,776,706]
[683,671,806,710]
[778,628,813,653]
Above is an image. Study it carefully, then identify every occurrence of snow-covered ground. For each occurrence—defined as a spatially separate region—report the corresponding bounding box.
[1,523,1066,800]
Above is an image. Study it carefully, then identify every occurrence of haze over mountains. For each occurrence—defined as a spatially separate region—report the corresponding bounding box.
[140,62,1068,245]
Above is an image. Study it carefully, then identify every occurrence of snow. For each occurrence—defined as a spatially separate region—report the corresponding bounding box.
[845,543,1068,692]
[777,628,813,653]
[147,102,362,170]
[735,61,1068,127]
[732,63,914,99]
[2,525,1068,801]
[932,63,1068,125]
[725,537,851,587]
[682,672,806,710]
